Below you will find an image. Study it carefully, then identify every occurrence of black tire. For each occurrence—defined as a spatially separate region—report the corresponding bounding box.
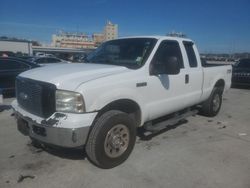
[200,87,223,117]
[85,110,136,169]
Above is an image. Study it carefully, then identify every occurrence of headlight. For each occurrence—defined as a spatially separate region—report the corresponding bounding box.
[56,90,85,113]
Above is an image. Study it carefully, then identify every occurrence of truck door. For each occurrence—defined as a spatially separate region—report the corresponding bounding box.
[145,40,190,120]
[182,41,203,106]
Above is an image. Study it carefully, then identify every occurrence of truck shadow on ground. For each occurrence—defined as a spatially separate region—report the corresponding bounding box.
[30,119,189,160]
[45,147,87,160]
[29,141,87,160]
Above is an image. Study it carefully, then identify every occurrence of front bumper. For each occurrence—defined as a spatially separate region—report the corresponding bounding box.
[12,100,97,148]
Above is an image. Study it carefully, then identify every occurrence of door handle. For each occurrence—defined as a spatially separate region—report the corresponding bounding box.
[185,74,189,84]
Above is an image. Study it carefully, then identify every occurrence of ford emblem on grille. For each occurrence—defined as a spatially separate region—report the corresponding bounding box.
[19,92,28,100]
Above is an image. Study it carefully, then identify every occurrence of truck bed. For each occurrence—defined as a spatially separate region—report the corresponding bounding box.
[201,64,232,102]
[201,60,233,67]
[202,63,230,67]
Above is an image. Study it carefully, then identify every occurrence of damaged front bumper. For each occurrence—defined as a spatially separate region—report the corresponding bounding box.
[12,100,97,148]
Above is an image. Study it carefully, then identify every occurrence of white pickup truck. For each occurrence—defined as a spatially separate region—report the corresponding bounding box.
[12,36,232,168]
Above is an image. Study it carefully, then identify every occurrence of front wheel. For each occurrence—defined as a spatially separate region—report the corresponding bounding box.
[200,87,223,117]
[85,110,136,169]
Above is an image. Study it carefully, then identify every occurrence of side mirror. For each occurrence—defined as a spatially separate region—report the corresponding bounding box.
[165,56,180,75]
[150,56,180,75]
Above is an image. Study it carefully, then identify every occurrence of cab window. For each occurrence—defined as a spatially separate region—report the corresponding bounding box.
[183,42,198,68]
[152,40,184,68]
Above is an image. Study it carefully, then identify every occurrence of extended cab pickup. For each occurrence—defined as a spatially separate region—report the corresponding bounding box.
[12,36,232,168]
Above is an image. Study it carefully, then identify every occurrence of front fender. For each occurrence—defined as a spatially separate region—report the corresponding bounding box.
[85,87,146,125]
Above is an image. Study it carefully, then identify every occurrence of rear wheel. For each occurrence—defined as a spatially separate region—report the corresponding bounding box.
[86,110,136,169]
[200,87,223,117]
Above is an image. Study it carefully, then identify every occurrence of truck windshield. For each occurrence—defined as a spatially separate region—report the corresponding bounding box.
[86,38,157,69]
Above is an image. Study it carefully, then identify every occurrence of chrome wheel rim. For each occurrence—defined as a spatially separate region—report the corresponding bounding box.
[104,124,130,158]
[212,94,220,112]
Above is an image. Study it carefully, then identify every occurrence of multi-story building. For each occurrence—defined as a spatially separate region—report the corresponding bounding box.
[92,33,105,46]
[92,21,118,44]
[104,21,118,41]
[52,21,118,48]
[52,32,95,49]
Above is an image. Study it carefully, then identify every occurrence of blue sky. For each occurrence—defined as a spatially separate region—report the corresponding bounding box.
[1,0,250,53]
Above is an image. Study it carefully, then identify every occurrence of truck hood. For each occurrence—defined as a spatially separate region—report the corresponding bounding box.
[20,63,129,90]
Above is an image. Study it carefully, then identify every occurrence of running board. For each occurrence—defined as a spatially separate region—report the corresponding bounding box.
[144,109,198,132]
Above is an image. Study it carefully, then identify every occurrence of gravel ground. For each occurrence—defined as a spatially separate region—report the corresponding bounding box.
[0,88,250,188]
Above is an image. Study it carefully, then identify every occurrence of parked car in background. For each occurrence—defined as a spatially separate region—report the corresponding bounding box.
[35,53,56,57]
[72,54,88,63]
[0,57,39,96]
[28,57,70,66]
[0,51,16,57]
[18,56,34,60]
[232,58,250,86]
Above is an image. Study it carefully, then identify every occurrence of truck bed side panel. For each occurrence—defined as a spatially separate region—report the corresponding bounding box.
[201,65,232,102]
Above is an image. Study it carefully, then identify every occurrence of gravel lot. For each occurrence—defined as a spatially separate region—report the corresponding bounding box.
[0,88,250,188]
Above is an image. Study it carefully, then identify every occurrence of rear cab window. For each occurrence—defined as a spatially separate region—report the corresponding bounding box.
[183,41,198,68]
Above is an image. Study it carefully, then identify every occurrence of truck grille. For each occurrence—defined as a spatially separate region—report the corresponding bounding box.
[16,77,56,118]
